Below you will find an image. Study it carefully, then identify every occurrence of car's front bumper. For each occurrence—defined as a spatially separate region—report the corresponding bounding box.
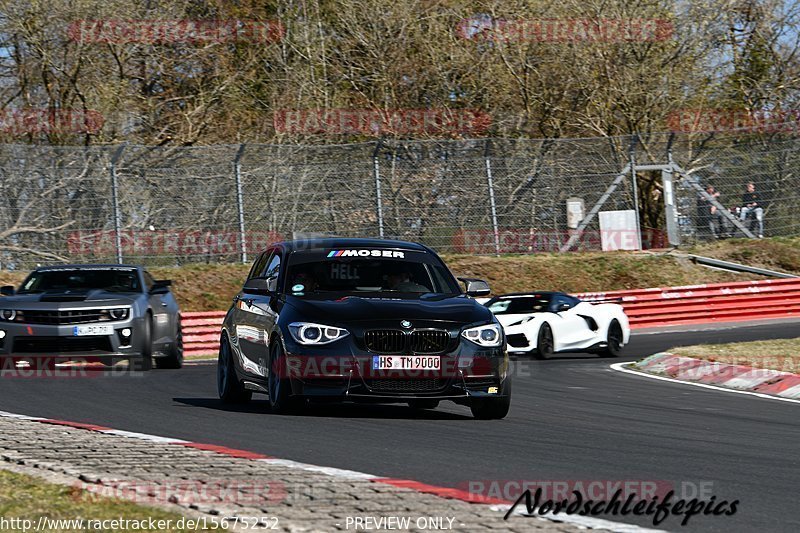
[280,341,510,403]
[503,327,537,354]
[0,316,145,363]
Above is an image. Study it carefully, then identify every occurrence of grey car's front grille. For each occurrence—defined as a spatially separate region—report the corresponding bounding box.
[13,336,113,353]
[18,310,106,325]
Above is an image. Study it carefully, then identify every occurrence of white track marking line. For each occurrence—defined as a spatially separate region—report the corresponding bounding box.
[100,429,190,444]
[259,458,377,480]
[0,410,44,421]
[610,363,800,404]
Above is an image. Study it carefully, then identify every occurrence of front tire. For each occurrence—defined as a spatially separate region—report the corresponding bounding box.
[268,342,303,414]
[535,323,554,359]
[217,334,251,403]
[601,320,624,357]
[156,322,183,369]
[470,379,512,420]
[132,317,153,371]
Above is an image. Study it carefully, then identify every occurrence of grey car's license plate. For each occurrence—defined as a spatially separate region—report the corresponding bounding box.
[73,325,114,336]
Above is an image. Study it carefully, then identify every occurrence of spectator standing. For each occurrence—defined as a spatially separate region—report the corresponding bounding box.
[740,182,764,238]
[697,185,724,238]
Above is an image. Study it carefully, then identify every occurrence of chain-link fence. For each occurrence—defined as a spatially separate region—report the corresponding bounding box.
[1,132,799,269]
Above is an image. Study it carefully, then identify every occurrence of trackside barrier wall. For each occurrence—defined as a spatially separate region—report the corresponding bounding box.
[181,278,800,356]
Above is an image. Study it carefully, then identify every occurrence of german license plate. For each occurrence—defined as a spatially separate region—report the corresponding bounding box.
[73,325,114,337]
[372,355,441,370]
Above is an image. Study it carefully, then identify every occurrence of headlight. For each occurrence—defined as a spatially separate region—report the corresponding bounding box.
[0,309,16,321]
[108,308,129,320]
[461,323,503,347]
[288,322,349,345]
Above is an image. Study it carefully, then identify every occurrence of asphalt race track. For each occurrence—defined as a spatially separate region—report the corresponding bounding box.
[1,321,798,533]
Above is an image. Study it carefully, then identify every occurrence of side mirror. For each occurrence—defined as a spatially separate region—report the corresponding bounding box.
[458,277,491,297]
[150,280,172,295]
[0,285,15,296]
[243,277,277,295]
[557,303,571,312]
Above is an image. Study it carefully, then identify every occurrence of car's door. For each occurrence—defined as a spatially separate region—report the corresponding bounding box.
[229,252,268,368]
[143,270,171,348]
[237,249,281,377]
[547,294,595,349]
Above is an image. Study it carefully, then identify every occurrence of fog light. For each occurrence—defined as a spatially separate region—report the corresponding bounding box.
[0,330,5,339]
[121,328,131,337]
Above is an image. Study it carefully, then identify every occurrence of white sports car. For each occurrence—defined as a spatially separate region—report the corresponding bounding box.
[484,292,630,358]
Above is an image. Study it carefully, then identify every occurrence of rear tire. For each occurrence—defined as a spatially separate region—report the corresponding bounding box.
[217,334,252,403]
[601,320,624,358]
[156,322,184,369]
[268,342,303,414]
[132,317,153,371]
[535,323,554,359]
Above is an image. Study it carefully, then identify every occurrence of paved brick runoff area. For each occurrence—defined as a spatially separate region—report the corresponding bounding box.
[0,416,585,533]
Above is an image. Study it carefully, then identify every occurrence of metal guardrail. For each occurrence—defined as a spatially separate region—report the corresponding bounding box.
[578,278,800,328]
[686,254,797,278]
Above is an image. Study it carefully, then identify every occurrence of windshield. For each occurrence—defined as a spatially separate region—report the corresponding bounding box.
[488,296,551,315]
[286,251,460,296]
[19,269,141,294]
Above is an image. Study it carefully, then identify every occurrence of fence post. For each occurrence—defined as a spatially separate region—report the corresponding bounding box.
[234,144,248,263]
[109,143,127,264]
[484,140,501,256]
[372,139,385,238]
[629,135,642,250]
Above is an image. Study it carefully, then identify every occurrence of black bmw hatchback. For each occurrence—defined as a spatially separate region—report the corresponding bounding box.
[217,238,511,419]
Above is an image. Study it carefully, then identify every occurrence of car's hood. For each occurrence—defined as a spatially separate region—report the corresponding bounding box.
[0,289,139,308]
[284,293,493,326]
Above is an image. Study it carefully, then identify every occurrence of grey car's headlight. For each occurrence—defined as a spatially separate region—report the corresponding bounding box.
[461,323,503,347]
[288,322,349,345]
[0,309,16,321]
[108,308,129,320]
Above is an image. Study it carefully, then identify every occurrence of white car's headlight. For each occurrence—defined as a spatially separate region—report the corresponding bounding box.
[461,323,503,347]
[288,322,349,345]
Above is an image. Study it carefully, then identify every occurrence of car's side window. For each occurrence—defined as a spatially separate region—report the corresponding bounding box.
[248,253,270,281]
[551,294,572,312]
[263,252,281,280]
[142,271,155,292]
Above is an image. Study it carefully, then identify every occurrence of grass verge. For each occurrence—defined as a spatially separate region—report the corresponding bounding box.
[669,338,800,374]
[0,468,223,532]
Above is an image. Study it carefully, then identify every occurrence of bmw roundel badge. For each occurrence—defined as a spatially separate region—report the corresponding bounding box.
[400,320,412,329]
